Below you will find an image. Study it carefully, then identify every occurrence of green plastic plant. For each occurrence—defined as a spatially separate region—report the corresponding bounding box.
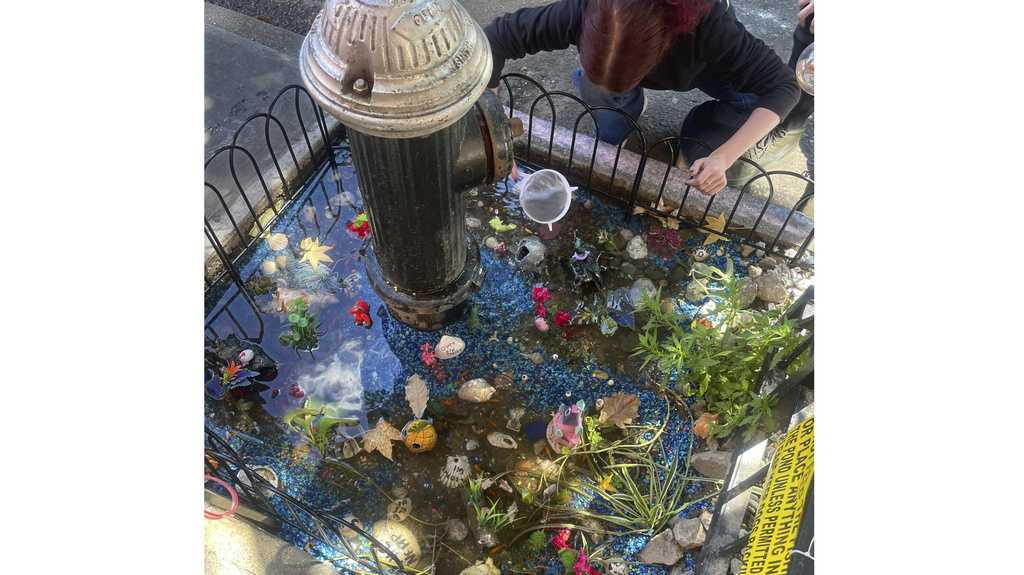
[279,298,321,352]
[283,400,358,455]
[632,260,807,439]
[467,477,519,532]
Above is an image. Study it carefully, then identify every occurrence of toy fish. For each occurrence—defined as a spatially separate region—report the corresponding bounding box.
[349,300,372,328]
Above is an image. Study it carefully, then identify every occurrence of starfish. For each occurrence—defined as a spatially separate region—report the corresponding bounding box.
[362,418,403,461]
[299,237,334,269]
[703,212,728,245]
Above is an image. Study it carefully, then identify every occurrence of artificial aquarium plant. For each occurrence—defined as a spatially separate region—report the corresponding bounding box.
[633,259,808,439]
[282,399,358,456]
[278,297,321,353]
[467,476,519,543]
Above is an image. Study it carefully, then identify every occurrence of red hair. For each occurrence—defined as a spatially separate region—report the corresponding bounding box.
[580,0,712,93]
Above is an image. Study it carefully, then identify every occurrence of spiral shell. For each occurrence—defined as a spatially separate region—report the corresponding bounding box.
[457,379,496,403]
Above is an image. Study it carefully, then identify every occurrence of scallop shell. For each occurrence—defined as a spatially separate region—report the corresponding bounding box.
[457,378,496,403]
[266,233,289,251]
[487,432,518,449]
[440,455,470,488]
[261,260,278,275]
[434,335,465,360]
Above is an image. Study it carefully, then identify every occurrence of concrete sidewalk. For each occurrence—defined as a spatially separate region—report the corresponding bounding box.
[205,514,336,575]
[204,2,341,273]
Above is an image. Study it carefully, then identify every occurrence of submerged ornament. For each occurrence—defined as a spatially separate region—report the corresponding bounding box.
[434,335,466,360]
[349,300,372,328]
[440,455,470,488]
[265,233,289,251]
[341,438,361,459]
[387,497,412,522]
[487,432,518,449]
[459,558,501,575]
[514,236,547,271]
[691,247,710,262]
[371,520,421,565]
[346,212,371,239]
[402,419,438,453]
[547,401,585,452]
[458,379,496,403]
[534,316,549,332]
[363,418,404,461]
[507,407,526,432]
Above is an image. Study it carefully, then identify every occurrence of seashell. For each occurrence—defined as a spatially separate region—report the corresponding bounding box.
[274,254,289,270]
[465,438,480,451]
[440,455,470,488]
[238,349,254,365]
[341,438,361,459]
[484,236,499,249]
[457,378,496,403]
[236,465,280,497]
[372,520,421,565]
[261,260,278,275]
[487,432,518,449]
[387,497,412,522]
[506,408,526,432]
[446,518,468,542]
[434,335,465,360]
[493,372,514,389]
[402,420,437,453]
[265,233,289,251]
[521,351,544,365]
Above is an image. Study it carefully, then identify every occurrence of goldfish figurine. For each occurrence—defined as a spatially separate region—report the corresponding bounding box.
[350,300,372,328]
[546,400,585,452]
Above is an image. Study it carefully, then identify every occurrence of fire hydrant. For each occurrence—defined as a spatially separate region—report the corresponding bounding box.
[300,0,517,330]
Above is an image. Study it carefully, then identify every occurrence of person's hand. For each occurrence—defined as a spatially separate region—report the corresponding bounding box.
[685,154,729,195]
[798,0,814,32]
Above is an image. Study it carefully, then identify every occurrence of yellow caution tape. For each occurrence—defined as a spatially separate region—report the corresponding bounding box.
[742,416,814,574]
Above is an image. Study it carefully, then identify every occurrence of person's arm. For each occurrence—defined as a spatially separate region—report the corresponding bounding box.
[686,4,802,194]
[484,0,587,89]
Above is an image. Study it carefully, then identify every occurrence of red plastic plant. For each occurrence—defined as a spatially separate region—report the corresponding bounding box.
[346,213,371,240]
[551,529,571,551]
[419,343,447,381]
[531,285,552,319]
[554,310,572,328]
[647,224,684,258]
[349,299,372,328]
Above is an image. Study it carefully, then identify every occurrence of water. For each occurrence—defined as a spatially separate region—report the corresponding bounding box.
[204,145,778,574]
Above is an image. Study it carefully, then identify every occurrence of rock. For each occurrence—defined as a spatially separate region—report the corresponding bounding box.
[669,564,693,575]
[638,529,684,566]
[739,244,756,258]
[465,439,479,451]
[700,510,714,531]
[484,236,499,250]
[513,236,546,271]
[747,265,763,278]
[755,271,789,304]
[459,558,500,575]
[620,262,638,276]
[730,558,744,575]
[626,236,648,260]
[648,267,667,282]
[629,278,658,307]
[435,335,465,360]
[736,277,757,309]
[685,280,706,303]
[692,451,733,479]
[446,518,468,542]
[672,517,706,551]
[466,216,481,229]
[697,300,717,318]
[758,256,779,270]
[620,228,635,242]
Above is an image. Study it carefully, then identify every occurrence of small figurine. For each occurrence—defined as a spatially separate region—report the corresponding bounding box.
[346,213,371,239]
[546,400,585,452]
[403,419,438,453]
[349,300,373,328]
[566,233,607,291]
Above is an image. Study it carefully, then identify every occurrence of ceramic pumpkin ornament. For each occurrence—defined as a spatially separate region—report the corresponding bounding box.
[403,419,438,453]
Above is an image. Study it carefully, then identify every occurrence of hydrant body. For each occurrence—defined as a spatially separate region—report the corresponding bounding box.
[300,0,514,330]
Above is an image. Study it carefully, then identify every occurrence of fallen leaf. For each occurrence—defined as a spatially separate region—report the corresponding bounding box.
[488,216,517,232]
[405,374,429,420]
[703,212,727,245]
[597,392,640,429]
[363,418,403,461]
[299,237,334,269]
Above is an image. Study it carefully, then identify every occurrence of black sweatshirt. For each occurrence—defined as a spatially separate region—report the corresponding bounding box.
[484,0,801,121]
